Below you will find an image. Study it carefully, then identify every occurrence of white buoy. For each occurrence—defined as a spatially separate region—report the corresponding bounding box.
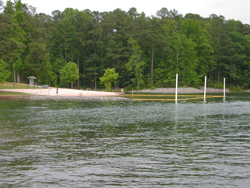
[175,74,178,104]
[223,78,226,102]
[204,76,207,103]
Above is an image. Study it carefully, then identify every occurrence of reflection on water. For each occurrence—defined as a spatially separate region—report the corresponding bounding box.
[1,94,250,187]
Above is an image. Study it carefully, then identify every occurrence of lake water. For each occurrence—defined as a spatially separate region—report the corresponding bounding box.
[1,93,250,187]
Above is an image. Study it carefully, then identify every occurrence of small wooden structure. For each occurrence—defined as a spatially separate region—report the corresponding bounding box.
[27,76,36,86]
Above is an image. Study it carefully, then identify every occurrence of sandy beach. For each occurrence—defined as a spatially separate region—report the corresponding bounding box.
[0,88,130,100]
[0,87,231,97]
[0,87,232,101]
[0,88,121,97]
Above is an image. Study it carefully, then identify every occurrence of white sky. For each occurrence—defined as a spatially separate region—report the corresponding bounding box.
[3,0,250,24]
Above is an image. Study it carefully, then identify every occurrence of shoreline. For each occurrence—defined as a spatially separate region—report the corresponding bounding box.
[137,87,231,94]
[0,87,247,101]
[28,95,131,101]
[0,88,122,97]
[0,95,131,101]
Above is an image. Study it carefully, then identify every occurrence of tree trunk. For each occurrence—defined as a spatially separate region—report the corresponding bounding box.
[71,48,73,62]
[20,71,22,83]
[14,70,16,87]
[122,72,124,88]
[183,68,185,84]
[58,37,61,58]
[71,82,73,89]
[176,45,179,71]
[211,72,214,85]
[77,55,80,89]
[218,61,221,83]
[17,72,20,83]
[65,37,67,62]
[95,47,97,90]
[101,46,104,67]
[89,74,92,89]
[83,63,85,89]
[137,72,139,91]
[151,40,155,86]
[95,63,97,90]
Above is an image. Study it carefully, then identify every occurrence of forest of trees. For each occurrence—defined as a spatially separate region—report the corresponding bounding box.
[1,0,250,90]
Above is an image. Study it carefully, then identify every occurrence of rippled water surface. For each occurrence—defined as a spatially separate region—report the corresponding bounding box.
[1,93,250,187]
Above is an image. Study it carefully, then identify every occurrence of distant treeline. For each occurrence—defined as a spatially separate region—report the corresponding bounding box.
[1,0,250,89]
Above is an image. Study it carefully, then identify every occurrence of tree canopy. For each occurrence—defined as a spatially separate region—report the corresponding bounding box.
[1,1,250,89]
[60,62,79,88]
[100,68,119,91]
[0,60,11,83]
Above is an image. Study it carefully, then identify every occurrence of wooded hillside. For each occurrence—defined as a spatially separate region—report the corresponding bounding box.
[1,0,250,89]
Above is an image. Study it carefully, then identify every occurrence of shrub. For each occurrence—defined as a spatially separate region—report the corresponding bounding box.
[213,82,223,89]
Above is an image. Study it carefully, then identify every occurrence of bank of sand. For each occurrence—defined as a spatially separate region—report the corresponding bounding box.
[0,88,129,100]
[0,88,119,96]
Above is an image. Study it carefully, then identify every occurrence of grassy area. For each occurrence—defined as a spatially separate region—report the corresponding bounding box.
[0,82,31,89]
[0,91,30,96]
[0,82,35,96]
[229,86,245,92]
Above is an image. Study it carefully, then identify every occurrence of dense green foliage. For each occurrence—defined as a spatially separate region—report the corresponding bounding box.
[126,37,145,90]
[1,1,250,89]
[0,60,11,83]
[100,68,119,91]
[60,62,79,88]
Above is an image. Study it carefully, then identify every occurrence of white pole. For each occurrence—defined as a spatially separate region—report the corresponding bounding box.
[175,74,178,104]
[204,76,207,103]
[223,78,226,102]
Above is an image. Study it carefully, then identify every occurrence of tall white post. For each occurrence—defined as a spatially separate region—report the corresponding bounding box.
[175,74,178,104]
[223,78,226,102]
[204,76,207,103]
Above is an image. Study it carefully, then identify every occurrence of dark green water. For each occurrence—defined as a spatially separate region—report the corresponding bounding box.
[1,94,250,187]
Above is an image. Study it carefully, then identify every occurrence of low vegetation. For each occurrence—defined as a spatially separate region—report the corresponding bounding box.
[0,82,29,89]
[0,91,29,95]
